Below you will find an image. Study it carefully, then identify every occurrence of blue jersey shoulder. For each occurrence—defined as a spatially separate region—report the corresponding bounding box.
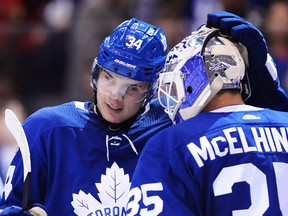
[22,101,96,142]
[24,101,87,126]
[129,98,172,142]
[133,98,171,128]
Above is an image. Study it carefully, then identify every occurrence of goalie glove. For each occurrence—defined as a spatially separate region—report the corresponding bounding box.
[207,11,288,111]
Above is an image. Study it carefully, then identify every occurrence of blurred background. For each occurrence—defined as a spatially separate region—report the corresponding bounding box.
[0,0,288,198]
[0,0,288,116]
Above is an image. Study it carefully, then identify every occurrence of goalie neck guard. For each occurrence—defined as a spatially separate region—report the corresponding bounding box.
[158,25,250,123]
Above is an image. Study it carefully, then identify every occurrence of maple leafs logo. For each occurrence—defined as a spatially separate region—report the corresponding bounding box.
[71,162,131,215]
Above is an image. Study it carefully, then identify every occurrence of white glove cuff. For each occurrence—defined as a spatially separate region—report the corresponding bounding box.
[29,206,47,216]
[265,53,278,81]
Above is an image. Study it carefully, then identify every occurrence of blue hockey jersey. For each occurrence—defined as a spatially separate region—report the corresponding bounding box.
[127,105,288,216]
[0,100,172,215]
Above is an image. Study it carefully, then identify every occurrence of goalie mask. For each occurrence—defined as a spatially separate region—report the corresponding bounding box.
[158,26,250,123]
[91,17,168,105]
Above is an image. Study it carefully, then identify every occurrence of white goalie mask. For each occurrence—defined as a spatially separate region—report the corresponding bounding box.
[158,26,250,123]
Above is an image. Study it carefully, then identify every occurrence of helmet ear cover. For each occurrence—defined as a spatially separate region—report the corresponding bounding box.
[158,26,250,123]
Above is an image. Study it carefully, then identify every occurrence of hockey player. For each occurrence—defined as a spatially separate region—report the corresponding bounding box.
[0,18,171,215]
[1,13,288,216]
[126,24,288,215]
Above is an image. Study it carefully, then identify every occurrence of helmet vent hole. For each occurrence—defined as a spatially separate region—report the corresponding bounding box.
[114,67,119,72]
[104,51,109,58]
[187,86,193,94]
[127,72,132,76]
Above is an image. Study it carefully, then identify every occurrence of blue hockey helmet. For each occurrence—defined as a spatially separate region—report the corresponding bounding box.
[158,25,250,123]
[91,17,168,86]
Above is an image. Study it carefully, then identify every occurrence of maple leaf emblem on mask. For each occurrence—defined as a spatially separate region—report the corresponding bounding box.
[71,162,131,215]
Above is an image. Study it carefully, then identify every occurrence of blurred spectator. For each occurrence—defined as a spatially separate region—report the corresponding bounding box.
[178,0,267,33]
[0,0,73,114]
[24,0,79,112]
[132,0,191,49]
[264,0,288,92]
[188,0,223,31]
[220,0,249,18]
[64,0,134,102]
[220,0,270,28]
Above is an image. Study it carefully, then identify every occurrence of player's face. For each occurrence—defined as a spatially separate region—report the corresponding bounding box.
[96,70,150,123]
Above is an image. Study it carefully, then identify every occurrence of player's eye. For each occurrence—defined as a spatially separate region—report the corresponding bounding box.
[103,71,115,83]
